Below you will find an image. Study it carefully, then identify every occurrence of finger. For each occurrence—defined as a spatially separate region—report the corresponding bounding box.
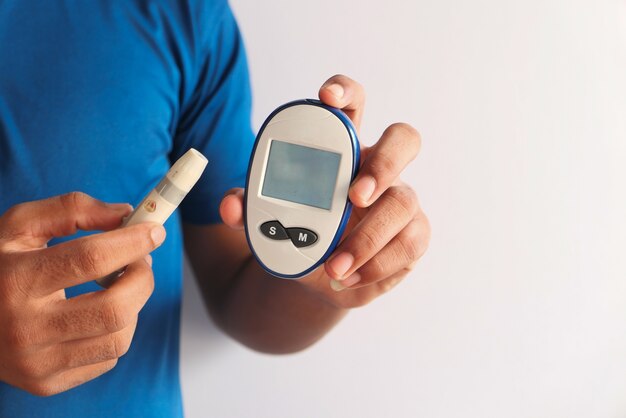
[28,359,118,397]
[17,319,137,380]
[349,123,421,207]
[318,74,366,130]
[47,319,137,373]
[374,270,410,294]
[330,215,430,291]
[32,257,154,345]
[0,192,132,247]
[22,222,164,296]
[327,269,412,308]
[219,188,244,230]
[324,184,419,281]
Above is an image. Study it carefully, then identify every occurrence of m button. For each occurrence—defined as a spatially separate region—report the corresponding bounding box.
[287,227,318,248]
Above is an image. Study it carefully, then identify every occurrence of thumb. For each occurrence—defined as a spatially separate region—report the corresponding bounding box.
[219,188,245,230]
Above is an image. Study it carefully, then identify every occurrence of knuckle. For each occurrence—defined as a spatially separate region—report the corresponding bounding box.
[113,331,133,358]
[0,255,33,300]
[82,337,117,364]
[366,255,388,279]
[26,381,58,397]
[101,299,121,333]
[101,334,122,360]
[101,298,131,333]
[385,186,418,219]
[29,252,63,287]
[396,217,430,267]
[55,349,75,370]
[75,242,106,277]
[59,191,91,213]
[355,226,382,256]
[41,256,66,283]
[15,357,46,380]
[367,151,397,178]
[102,358,119,374]
[377,275,406,294]
[397,226,422,263]
[101,328,134,360]
[5,321,32,350]
[0,203,26,224]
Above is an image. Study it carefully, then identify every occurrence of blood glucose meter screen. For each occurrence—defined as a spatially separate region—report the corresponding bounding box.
[262,140,341,210]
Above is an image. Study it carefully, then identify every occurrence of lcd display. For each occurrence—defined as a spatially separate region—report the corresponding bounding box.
[261,140,341,210]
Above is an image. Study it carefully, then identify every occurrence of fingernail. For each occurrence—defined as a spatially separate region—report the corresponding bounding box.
[326,83,344,99]
[330,279,346,292]
[107,203,133,213]
[352,176,376,204]
[151,226,166,246]
[144,254,153,267]
[328,252,354,279]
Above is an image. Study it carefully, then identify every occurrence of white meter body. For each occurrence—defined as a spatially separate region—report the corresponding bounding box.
[244,99,360,279]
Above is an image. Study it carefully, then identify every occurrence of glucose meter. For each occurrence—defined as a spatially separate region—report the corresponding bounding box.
[244,99,360,279]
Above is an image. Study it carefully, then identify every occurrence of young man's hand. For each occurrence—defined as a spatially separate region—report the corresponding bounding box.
[0,193,164,396]
[219,75,430,309]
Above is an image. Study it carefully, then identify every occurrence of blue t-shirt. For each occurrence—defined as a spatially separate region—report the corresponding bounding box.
[0,1,254,416]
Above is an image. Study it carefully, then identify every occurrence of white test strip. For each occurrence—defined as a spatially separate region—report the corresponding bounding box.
[97,148,208,287]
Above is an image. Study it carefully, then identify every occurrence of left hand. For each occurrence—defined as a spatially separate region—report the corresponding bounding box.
[219,75,430,309]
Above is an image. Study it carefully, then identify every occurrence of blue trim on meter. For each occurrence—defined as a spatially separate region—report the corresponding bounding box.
[243,99,360,279]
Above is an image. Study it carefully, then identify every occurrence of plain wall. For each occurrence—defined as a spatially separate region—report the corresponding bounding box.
[180,1,626,417]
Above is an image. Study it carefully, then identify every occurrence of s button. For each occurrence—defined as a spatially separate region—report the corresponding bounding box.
[260,221,289,240]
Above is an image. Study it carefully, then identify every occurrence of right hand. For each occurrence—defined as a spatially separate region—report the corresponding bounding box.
[0,192,166,396]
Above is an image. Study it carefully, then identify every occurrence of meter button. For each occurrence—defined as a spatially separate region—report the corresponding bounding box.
[260,221,289,240]
[287,228,318,248]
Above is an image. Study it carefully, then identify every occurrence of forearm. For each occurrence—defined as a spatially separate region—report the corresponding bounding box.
[183,223,347,354]
[202,257,347,354]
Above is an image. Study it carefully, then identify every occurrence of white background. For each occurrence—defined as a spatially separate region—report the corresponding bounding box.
[180,1,626,417]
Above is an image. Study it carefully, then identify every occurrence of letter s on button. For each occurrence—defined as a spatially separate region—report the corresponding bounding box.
[260,221,289,240]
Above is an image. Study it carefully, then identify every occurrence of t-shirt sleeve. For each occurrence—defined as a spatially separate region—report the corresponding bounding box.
[170,4,254,224]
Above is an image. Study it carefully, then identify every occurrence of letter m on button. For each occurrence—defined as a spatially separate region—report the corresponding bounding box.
[287,228,318,248]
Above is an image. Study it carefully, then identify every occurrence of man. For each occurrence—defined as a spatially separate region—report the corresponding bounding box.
[0,0,430,416]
